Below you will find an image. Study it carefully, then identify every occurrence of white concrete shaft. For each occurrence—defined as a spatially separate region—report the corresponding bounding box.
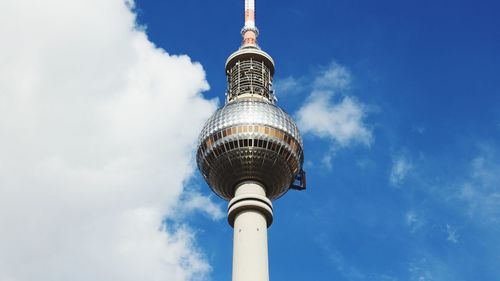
[231,183,270,281]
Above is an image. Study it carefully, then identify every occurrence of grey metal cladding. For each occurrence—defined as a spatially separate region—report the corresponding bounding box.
[198,99,302,146]
[196,98,304,200]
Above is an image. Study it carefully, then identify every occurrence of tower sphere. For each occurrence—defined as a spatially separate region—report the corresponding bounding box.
[197,96,304,200]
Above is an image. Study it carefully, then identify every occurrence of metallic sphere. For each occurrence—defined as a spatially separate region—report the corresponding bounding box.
[196,98,304,200]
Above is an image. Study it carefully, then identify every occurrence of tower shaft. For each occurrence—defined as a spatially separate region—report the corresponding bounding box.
[228,182,273,281]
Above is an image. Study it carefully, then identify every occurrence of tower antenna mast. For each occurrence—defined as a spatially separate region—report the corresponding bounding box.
[242,0,259,47]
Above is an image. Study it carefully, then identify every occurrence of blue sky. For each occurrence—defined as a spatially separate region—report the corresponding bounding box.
[135,0,500,280]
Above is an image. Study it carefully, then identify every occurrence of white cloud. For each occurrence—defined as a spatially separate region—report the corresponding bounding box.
[296,63,372,148]
[297,93,372,147]
[406,211,418,225]
[315,234,366,281]
[413,125,426,134]
[406,211,425,234]
[445,224,459,243]
[457,146,500,224]
[313,62,351,91]
[315,233,400,281]
[390,154,413,186]
[182,191,225,221]
[273,76,303,97]
[0,0,219,280]
[407,255,463,281]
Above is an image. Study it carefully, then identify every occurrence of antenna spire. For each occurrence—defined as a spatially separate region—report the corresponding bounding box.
[242,0,259,47]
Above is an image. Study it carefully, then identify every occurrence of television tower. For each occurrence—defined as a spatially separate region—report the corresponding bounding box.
[196,1,306,280]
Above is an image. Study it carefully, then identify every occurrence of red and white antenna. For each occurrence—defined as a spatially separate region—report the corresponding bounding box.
[241,0,259,47]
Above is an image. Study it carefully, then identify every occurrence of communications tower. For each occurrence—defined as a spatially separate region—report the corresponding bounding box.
[196,1,306,280]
